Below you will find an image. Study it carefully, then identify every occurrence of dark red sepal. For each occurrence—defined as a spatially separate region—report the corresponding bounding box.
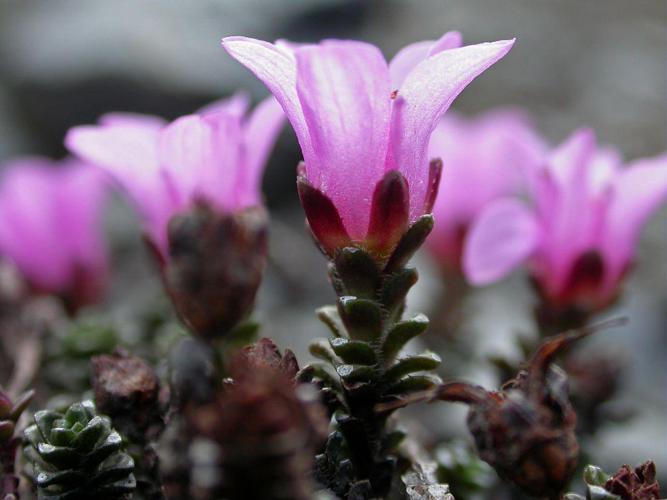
[296,163,352,258]
[365,170,409,259]
[423,158,443,215]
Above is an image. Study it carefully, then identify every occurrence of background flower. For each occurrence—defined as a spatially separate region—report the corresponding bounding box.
[0,158,109,307]
[66,94,284,259]
[464,128,667,311]
[425,109,546,273]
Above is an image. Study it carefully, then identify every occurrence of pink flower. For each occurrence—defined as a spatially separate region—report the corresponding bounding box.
[65,94,284,261]
[222,32,514,258]
[0,158,109,308]
[464,128,667,311]
[425,109,546,272]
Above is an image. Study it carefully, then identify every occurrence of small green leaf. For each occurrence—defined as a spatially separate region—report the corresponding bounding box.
[300,363,341,392]
[333,247,381,299]
[48,427,76,447]
[329,338,377,365]
[23,424,42,448]
[37,442,81,469]
[379,268,418,321]
[64,403,89,427]
[338,296,383,342]
[35,411,62,441]
[317,306,345,338]
[71,416,110,452]
[95,475,137,496]
[387,375,440,397]
[382,314,429,361]
[385,352,441,381]
[583,465,610,487]
[336,364,377,384]
[309,339,339,365]
[93,452,135,485]
[87,431,123,465]
[37,468,83,487]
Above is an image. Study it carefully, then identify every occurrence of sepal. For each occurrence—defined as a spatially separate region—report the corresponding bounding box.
[297,165,352,257]
[366,170,410,259]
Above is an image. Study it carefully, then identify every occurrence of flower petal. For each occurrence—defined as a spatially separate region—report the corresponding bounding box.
[65,116,175,253]
[389,31,463,88]
[159,114,228,210]
[222,36,314,168]
[295,40,391,240]
[198,91,250,117]
[427,109,546,269]
[391,39,515,222]
[239,96,285,207]
[463,198,540,285]
[538,128,599,289]
[0,159,108,301]
[602,153,667,280]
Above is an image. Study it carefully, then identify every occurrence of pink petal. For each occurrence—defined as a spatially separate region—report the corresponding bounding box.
[463,198,540,285]
[538,128,599,288]
[158,111,244,211]
[198,91,250,118]
[391,39,515,222]
[589,146,623,194]
[99,112,167,129]
[295,40,391,240]
[0,159,108,297]
[65,117,175,253]
[428,109,545,256]
[222,36,315,169]
[602,153,667,280]
[239,96,285,207]
[547,127,596,188]
[389,31,463,88]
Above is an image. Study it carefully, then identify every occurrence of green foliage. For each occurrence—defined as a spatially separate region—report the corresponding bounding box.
[23,400,136,500]
[303,225,441,498]
[564,465,620,500]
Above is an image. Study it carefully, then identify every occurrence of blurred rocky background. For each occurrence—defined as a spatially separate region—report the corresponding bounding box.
[0,0,665,490]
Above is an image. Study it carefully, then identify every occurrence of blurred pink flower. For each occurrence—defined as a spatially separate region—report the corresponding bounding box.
[0,158,109,308]
[223,32,514,258]
[464,128,667,310]
[425,109,546,273]
[65,94,284,261]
